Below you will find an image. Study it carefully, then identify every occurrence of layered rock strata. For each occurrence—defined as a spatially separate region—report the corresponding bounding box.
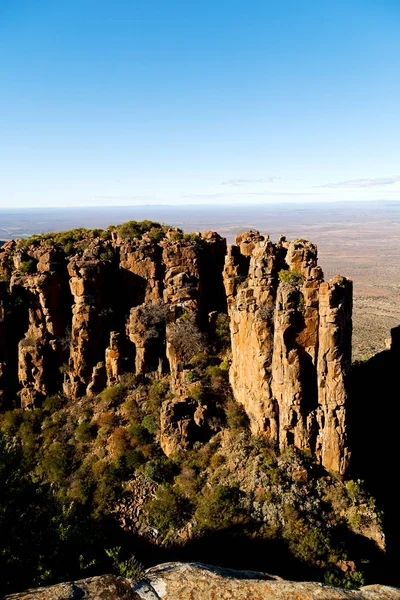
[0,228,352,473]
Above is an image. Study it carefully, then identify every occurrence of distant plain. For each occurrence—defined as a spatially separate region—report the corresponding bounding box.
[1,200,399,361]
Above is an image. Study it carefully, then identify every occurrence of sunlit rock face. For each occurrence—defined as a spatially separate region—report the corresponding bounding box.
[0,228,352,473]
[224,232,352,474]
[5,563,400,600]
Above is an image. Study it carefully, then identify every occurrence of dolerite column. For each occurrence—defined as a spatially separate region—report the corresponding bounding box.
[316,275,352,474]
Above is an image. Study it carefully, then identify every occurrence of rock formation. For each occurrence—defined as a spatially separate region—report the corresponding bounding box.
[0,226,352,473]
[5,563,400,600]
[224,233,352,474]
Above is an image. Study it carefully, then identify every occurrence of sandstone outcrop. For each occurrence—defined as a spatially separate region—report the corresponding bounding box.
[5,563,400,600]
[224,233,352,474]
[0,226,352,473]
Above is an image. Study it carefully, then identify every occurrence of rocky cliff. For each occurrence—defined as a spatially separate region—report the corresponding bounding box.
[0,223,352,474]
[5,563,400,600]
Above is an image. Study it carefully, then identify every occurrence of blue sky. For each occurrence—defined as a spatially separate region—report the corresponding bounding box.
[0,0,399,207]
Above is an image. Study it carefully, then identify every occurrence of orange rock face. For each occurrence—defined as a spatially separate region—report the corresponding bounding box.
[224,232,352,474]
[0,228,352,473]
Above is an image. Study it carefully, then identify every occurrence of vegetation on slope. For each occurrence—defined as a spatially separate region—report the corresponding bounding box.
[0,327,383,595]
[0,224,387,595]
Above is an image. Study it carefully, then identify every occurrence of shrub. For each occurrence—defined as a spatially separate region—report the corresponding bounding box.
[98,247,114,261]
[174,465,202,499]
[188,384,204,403]
[169,231,183,241]
[127,422,153,445]
[148,379,169,411]
[91,461,120,515]
[141,414,158,435]
[183,232,202,243]
[19,258,37,274]
[142,457,176,483]
[325,567,366,590]
[169,315,206,363]
[195,484,245,530]
[145,484,192,534]
[105,547,146,582]
[225,399,250,431]
[278,268,304,286]
[96,411,117,432]
[39,442,72,484]
[75,421,96,443]
[42,394,65,412]
[215,313,231,348]
[98,384,126,406]
[147,228,166,243]
[116,220,163,240]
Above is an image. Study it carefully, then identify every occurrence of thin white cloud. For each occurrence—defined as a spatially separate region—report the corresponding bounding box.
[94,195,157,200]
[183,191,324,199]
[222,178,279,186]
[316,176,400,189]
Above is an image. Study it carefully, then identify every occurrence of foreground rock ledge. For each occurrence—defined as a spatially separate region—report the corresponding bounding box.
[5,562,400,600]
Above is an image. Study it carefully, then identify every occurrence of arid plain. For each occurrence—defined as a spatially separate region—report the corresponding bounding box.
[1,201,399,361]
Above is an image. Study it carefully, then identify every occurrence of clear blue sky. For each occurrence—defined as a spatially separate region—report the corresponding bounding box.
[0,0,399,207]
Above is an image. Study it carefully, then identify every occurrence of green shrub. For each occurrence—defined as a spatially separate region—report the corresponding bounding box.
[147,228,166,243]
[19,258,37,274]
[127,422,153,445]
[145,484,192,534]
[278,268,304,286]
[98,247,114,261]
[141,414,158,435]
[195,484,245,530]
[142,457,176,483]
[116,220,163,240]
[148,379,169,411]
[75,422,96,443]
[183,232,202,243]
[91,462,120,515]
[98,384,126,405]
[39,442,72,484]
[105,546,146,582]
[169,231,183,241]
[325,567,366,590]
[225,399,250,431]
[42,394,65,412]
[215,313,231,347]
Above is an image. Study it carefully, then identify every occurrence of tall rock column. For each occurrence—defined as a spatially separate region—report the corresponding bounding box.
[223,232,281,438]
[271,240,323,452]
[316,276,352,474]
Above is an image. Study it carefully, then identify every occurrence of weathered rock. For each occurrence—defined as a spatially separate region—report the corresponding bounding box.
[160,396,199,456]
[223,233,280,439]
[4,574,140,600]
[224,234,352,474]
[0,228,353,473]
[6,564,399,600]
[105,331,123,385]
[316,276,352,473]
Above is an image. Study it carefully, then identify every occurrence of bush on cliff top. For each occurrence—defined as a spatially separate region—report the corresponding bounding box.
[278,268,304,285]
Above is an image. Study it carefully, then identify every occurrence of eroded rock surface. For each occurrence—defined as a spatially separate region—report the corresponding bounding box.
[5,564,400,600]
[224,233,352,474]
[4,574,139,600]
[0,228,352,472]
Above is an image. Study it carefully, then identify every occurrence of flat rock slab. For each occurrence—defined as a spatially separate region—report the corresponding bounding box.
[4,574,140,600]
[5,563,400,600]
[136,562,400,600]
